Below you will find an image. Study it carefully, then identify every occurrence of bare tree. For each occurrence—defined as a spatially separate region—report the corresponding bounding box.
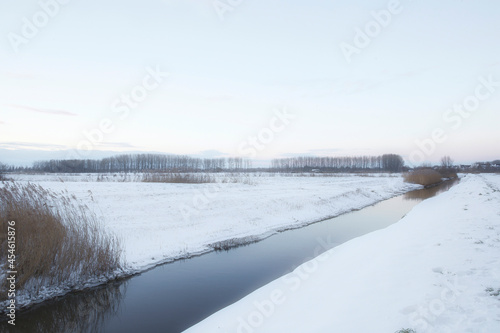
[440,156,454,168]
[382,154,405,172]
[0,162,7,180]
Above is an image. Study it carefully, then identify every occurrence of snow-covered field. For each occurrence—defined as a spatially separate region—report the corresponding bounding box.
[7,173,417,273]
[1,173,422,311]
[185,174,500,333]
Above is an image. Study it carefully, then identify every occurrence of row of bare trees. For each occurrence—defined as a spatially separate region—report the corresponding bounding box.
[29,154,405,173]
[31,154,252,173]
[270,154,405,172]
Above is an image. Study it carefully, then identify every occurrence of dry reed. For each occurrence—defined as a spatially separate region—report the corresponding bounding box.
[0,182,122,300]
[141,172,216,183]
[403,169,443,186]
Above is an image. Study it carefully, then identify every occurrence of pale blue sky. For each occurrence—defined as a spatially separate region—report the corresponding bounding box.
[0,0,499,165]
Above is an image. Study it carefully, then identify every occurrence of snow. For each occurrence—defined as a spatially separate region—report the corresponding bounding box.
[184,174,500,333]
[1,173,419,310]
[6,173,417,272]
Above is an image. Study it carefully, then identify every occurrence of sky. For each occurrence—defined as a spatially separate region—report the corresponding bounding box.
[0,0,499,166]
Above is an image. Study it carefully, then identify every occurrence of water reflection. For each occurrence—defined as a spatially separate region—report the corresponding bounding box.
[404,179,460,201]
[0,280,127,333]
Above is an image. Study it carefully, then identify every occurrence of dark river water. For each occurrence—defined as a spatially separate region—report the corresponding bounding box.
[1,180,458,333]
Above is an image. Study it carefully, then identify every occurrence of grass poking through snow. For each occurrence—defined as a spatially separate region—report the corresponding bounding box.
[0,182,122,301]
[141,172,216,183]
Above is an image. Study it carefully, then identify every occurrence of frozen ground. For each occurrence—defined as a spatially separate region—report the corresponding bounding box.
[185,174,500,333]
[6,173,417,273]
[1,173,421,311]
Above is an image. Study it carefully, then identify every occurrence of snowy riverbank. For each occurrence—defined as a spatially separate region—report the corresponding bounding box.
[185,174,500,333]
[2,173,419,310]
[6,173,421,272]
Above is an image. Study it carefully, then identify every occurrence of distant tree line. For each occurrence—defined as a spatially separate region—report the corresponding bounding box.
[6,153,497,174]
[0,162,7,180]
[270,154,405,172]
[31,154,252,173]
[468,161,500,173]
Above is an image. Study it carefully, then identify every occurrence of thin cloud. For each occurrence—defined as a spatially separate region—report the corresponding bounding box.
[307,148,342,154]
[399,67,433,78]
[1,71,34,79]
[193,150,229,158]
[0,142,68,151]
[203,95,235,102]
[343,67,432,96]
[95,142,136,148]
[279,149,342,158]
[0,121,5,125]
[6,104,78,116]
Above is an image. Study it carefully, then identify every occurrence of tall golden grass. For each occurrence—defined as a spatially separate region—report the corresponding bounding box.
[403,169,443,186]
[0,182,122,299]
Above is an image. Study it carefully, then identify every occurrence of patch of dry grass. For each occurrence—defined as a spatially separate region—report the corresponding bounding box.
[0,182,122,300]
[438,168,458,179]
[403,169,443,186]
[141,172,216,183]
[209,236,259,251]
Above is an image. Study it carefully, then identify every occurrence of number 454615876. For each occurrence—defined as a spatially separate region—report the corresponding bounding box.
[7,221,16,261]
